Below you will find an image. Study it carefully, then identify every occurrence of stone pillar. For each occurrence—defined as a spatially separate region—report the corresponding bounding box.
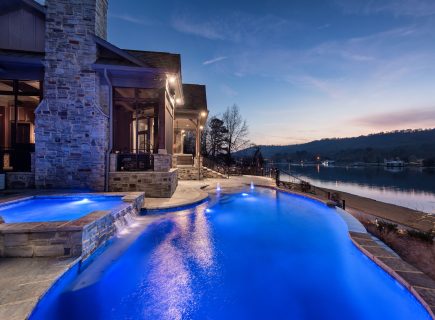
[35,0,109,190]
[109,153,117,172]
[30,152,35,173]
[194,156,203,167]
[172,154,178,168]
[154,154,172,172]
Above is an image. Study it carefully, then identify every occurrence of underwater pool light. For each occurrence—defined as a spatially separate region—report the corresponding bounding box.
[74,198,91,205]
[242,193,249,196]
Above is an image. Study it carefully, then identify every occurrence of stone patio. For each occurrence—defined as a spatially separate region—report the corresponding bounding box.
[0,257,77,320]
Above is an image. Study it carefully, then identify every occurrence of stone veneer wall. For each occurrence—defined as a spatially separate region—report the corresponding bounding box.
[154,154,172,172]
[109,169,178,198]
[177,166,203,180]
[0,193,144,258]
[5,172,35,189]
[34,0,109,190]
[177,166,227,180]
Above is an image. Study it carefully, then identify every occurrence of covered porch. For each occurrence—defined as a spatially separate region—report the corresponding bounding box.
[93,41,183,196]
[173,84,208,180]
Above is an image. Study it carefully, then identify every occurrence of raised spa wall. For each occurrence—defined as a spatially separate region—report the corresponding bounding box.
[0,192,144,259]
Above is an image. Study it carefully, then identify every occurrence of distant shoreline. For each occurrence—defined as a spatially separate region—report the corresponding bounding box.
[272,162,435,169]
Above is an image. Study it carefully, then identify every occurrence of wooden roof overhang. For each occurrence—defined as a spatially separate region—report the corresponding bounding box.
[92,63,164,88]
[175,108,208,129]
[0,50,44,80]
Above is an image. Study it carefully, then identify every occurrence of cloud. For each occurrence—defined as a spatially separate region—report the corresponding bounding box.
[354,108,435,128]
[334,0,435,17]
[203,56,228,65]
[109,14,154,26]
[171,12,298,44]
[317,24,331,30]
[221,84,238,97]
[286,75,345,99]
[172,17,225,40]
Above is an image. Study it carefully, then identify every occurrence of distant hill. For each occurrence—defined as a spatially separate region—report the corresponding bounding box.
[237,129,435,163]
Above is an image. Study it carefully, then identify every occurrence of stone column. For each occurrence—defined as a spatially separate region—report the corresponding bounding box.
[154,153,172,172]
[35,0,109,190]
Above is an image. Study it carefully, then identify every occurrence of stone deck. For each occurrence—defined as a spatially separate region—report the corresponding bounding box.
[0,257,77,320]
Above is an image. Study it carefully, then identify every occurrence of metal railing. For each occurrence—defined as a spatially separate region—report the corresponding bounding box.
[116,153,154,171]
[275,168,341,205]
[202,157,230,177]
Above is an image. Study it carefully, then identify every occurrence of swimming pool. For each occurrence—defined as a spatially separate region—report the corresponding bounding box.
[0,195,124,223]
[30,188,431,319]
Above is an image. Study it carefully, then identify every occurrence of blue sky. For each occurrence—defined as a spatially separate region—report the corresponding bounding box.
[107,0,435,145]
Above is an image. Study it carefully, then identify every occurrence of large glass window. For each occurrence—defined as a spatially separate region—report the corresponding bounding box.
[0,79,41,171]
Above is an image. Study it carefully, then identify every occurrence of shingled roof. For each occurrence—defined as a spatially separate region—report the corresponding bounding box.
[182,84,207,111]
[125,50,181,74]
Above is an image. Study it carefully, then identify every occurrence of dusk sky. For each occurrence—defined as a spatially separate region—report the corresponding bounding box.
[106,0,435,145]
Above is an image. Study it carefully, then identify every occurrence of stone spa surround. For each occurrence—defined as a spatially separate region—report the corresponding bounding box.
[0,192,144,259]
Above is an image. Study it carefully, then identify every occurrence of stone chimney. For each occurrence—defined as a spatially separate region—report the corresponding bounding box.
[34,0,109,190]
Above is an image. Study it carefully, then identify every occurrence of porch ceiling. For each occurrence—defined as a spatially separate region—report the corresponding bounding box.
[174,118,199,131]
[175,109,208,126]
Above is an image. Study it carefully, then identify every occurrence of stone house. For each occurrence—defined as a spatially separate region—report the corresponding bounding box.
[0,0,208,197]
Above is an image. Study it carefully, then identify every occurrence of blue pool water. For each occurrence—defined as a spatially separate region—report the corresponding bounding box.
[30,188,431,319]
[0,196,124,223]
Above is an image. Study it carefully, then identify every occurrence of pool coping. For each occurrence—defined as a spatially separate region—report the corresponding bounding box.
[257,183,435,319]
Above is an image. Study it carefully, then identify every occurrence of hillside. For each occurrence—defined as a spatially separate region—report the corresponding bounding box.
[237,129,435,163]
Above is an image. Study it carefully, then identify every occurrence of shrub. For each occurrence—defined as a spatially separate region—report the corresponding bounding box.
[376,220,398,234]
[407,229,434,244]
[300,181,311,193]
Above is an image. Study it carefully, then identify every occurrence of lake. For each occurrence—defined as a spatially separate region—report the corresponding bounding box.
[276,164,435,215]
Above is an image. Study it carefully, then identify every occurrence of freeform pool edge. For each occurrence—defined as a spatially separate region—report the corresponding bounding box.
[266,184,435,319]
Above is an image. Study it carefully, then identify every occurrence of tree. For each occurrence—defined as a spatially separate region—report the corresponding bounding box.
[205,116,228,158]
[222,104,249,164]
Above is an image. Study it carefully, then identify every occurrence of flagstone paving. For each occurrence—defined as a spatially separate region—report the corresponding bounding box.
[0,257,76,320]
[350,231,435,317]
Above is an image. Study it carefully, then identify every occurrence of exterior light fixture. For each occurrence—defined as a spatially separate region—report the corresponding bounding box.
[175,98,182,105]
[200,111,207,117]
[199,125,204,130]
[181,129,185,133]
[168,75,176,84]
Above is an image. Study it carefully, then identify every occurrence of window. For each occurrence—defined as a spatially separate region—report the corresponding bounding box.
[0,79,42,171]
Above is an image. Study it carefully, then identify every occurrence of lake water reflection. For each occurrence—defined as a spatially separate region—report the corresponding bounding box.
[277,164,435,214]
